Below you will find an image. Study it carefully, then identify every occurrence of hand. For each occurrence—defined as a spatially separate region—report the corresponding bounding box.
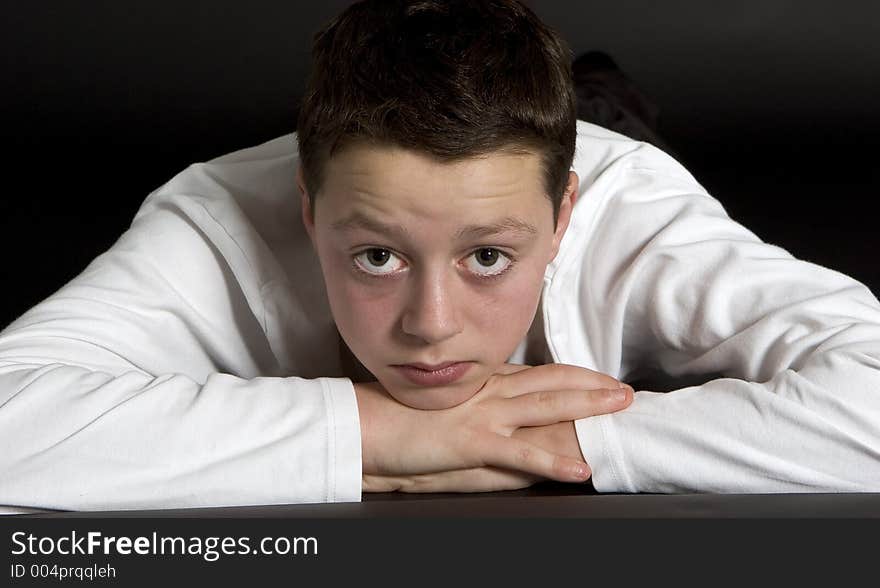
[362,422,590,493]
[355,363,632,492]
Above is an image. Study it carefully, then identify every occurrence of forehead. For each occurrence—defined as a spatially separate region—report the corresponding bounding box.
[316,143,551,224]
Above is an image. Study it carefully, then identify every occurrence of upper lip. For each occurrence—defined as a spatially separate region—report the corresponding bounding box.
[395,361,463,371]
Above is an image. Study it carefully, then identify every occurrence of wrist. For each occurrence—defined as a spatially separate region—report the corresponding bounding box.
[353,381,421,476]
[353,382,381,475]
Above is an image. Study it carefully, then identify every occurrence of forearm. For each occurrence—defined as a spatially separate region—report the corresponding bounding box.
[577,349,880,493]
[566,162,880,492]
[0,364,362,511]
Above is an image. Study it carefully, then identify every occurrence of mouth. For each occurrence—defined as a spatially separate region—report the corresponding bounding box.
[391,361,473,387]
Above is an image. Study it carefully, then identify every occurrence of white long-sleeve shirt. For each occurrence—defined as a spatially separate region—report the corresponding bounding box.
[2,120,879,513]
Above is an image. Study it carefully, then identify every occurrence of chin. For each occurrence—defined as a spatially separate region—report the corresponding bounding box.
[384,380,484,410]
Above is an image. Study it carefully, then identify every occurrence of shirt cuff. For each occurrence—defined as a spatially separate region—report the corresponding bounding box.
[319,377,362,502]
[575,412,635,493]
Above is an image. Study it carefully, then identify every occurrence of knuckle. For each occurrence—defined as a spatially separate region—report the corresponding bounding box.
[515,445,533,465]
[534,390,558,409]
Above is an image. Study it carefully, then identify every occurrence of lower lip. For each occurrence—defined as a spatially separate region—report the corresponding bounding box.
[393,362,473,386]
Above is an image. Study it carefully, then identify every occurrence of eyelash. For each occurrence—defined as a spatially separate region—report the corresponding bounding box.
[351,248,518,280]
[473,251,517,280]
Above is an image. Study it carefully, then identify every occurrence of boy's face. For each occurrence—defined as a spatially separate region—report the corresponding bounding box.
[301,143,576,410]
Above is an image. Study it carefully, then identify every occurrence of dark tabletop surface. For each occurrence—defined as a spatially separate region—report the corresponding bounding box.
[13,482,880,518]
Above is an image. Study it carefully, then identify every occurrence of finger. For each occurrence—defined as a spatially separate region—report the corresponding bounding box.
[397,467,540,493]
[494,363,624,398]
[477,432,593,483]
[502,385,633,427]
[362,474,406,493]
[494,363,533,376]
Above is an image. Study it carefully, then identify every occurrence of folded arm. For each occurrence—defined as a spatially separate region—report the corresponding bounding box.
[567,149,880,492]
[0,192,362,511]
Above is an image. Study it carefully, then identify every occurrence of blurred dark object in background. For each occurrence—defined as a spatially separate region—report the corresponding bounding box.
[574,50,675,155]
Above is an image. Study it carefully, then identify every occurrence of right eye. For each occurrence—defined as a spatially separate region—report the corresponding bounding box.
[353,248,406,276]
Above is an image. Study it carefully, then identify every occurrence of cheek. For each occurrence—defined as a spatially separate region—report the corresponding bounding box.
[317,249,399,343]
[337,283,399,339]
[468,264,546,351]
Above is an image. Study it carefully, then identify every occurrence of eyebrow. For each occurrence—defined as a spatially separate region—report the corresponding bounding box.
[455,217,539,240]
[330,212,539,241]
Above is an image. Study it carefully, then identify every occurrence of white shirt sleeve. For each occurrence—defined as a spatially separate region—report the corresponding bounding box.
[566,141,880,492]
[0,169,362,511]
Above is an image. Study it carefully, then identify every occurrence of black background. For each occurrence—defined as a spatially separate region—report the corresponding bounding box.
[3,0,879,329]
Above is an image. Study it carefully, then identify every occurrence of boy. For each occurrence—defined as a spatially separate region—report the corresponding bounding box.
[1,0,879,512]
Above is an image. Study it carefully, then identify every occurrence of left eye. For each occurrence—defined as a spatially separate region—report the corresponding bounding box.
[463,248,512,276]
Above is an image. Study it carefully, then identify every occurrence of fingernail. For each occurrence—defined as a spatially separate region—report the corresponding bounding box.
[609,387,628,402]
[572,463,591,480]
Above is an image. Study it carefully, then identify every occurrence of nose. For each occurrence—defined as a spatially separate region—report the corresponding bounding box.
[400,267,463,344]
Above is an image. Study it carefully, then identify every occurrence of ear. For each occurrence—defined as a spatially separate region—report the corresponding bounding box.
[549,171,579,261]
[297,165,316,244]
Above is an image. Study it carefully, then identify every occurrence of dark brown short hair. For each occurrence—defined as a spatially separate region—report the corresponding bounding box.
[297,0,577,223]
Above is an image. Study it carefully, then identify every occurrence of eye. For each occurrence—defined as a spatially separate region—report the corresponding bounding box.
[463,248,513,277]
[354,248,406,275]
